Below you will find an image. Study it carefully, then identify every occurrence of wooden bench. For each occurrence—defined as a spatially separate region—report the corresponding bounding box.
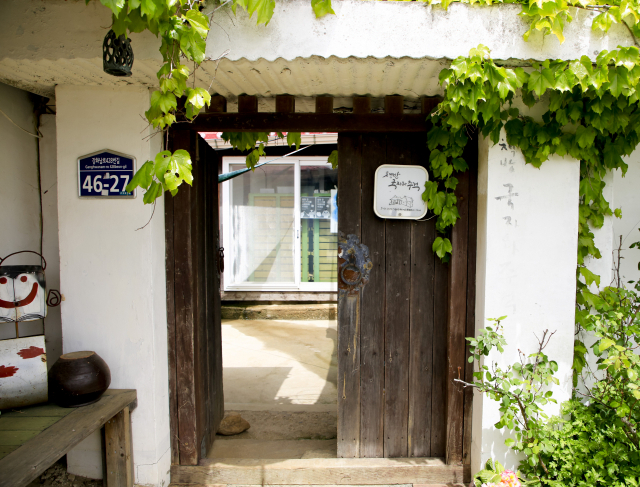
[0,389,136,487]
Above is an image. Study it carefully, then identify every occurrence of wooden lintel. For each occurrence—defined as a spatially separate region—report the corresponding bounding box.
[238,95,258,113]
[185,113,430,132]
[275,95,295,113]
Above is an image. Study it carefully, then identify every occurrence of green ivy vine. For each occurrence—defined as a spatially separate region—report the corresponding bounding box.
[96,0,640,374]
[96,0,335,203]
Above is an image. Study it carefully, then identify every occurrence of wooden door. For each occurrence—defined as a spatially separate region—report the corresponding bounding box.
[166,131,224,465]
[336,133,476,463]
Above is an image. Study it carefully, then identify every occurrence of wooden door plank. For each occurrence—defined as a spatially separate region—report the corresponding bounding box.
[431,256,449,458]
[0,390,136,487]
[105,406,133,487]
[383,134,412,458]
[337,133,362,458]
[408,134,436,458]
[164,180,179,465]
[445,166,470,465]
[359,134,387,458]
[462,140,478,467]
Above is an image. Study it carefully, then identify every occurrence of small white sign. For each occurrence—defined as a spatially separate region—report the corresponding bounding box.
[373,164,429,219]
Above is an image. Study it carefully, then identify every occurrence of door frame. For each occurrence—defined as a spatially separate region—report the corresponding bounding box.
[164,95,476,470]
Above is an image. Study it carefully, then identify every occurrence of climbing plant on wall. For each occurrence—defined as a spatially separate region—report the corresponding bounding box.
[96,1,640,355]
[96,0,335,203]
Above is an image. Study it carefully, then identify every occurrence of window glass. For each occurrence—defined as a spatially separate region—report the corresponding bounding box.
[229,164,296,285]
[300,165,338,284]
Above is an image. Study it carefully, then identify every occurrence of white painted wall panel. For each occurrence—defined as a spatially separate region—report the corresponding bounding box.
[55,85,169,486]
[472,131,580,473]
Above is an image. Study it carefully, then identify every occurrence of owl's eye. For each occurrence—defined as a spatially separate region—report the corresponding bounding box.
[0,277,6,284]
[20,276,27,283]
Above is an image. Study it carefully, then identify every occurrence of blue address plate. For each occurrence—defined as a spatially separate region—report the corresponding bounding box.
[78,150,136,197]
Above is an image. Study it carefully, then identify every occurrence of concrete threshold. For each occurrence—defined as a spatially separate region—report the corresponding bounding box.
[221,304,337,321]
[170,457,469,486]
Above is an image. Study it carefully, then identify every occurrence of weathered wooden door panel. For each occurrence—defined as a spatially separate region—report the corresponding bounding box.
[337,132,475,462]
[166,131,224,465]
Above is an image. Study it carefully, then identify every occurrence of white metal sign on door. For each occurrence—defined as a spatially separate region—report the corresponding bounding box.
[373,164,429,219]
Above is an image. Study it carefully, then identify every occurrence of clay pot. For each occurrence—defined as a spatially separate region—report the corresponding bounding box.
[48,351,111,407]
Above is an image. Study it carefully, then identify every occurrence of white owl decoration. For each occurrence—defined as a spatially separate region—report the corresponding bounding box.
[0,267,47,323]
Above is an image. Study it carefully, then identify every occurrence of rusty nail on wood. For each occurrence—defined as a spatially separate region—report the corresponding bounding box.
[457,366,461,380]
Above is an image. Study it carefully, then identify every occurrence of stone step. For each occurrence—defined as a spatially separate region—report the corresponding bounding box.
[222,304,337,320]
[208,439,336,460]
[217,410,336,441]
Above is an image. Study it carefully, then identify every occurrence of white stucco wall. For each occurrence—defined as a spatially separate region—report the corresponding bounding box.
[55,85,169,486]
[472,132,580,473]
[613,155,640,285]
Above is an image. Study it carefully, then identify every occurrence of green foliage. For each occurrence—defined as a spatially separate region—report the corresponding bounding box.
[420,0,640,46]
[97,0,333,204]
[473,458,524,487]
[220,131,303,170]
[465,318,559,472]
[518,400,640,486]
[574,279,640,447]
[426,45,640,335]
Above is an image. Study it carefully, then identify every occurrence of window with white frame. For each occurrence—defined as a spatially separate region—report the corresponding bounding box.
[222,157,338,292]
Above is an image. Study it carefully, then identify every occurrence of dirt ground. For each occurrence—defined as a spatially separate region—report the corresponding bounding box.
[27,458,102,487]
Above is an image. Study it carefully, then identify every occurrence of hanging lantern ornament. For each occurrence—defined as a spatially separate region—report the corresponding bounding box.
[103,29,134,77]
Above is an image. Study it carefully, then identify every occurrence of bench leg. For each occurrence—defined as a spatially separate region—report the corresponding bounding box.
[105,406,133,487]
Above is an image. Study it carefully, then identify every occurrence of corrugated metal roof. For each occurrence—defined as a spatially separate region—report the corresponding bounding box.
[0,55,447,106]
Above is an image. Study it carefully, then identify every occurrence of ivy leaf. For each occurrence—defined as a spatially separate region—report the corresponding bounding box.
[186,87,211,111]
[286,132,302,148]
[592,11,615,32]
[311,0,335,18]
[579,266,601,288]
[179,29,206,63]
[126,160,155,193]
[99,0,126,16]
[328,150,338,169]
[432,237,453,259]
[185,9,210,39]
[528,69,555,97]
[143,180,163,205]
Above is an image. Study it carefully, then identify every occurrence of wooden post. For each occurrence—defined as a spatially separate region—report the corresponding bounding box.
[105,406,133,487]
[207,95,227,113]
[384,95,404,115]
[275,94,295,113]
[445,166,470,465]
[352,96,371,114]
[315,96,333,114]
[238,95,258,113]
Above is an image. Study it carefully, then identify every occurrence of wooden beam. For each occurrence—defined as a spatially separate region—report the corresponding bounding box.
[164,190,179,465]
[186,113,430,132]
[275,95,295,113]
[315,96,334,114]
[171,129,199,465]
[353,96,371,114]
[385,95,404,115]
[445,166,470,465]
[238,95,258,113]
[171,458,469,485]
[105,406,133,487]
[207,95,227,113]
